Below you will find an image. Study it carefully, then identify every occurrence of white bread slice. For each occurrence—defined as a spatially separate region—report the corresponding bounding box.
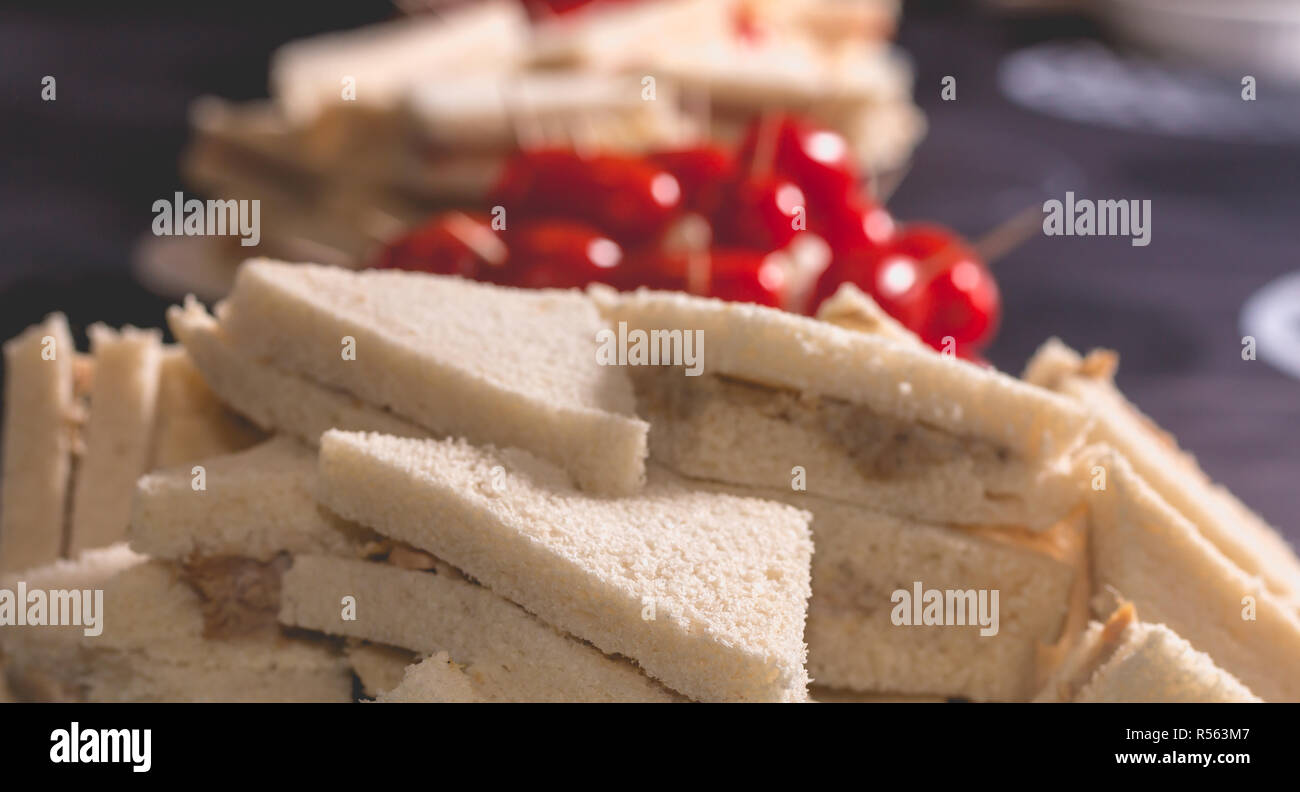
[168,296,433,445]
[1035,604,1260,703]
[409,71,684,152]
[707,482,1077,700]
[0,545,351,702]
[316,431,814,702]
[1026,338,1300,610]
[790,490,1079,701]
[67,325,163,556]
[1,313,76,572]
[149,346,263,470]
[280,554,678,702]
[377,651,491,702]
[219,261,649,495]
[814,282,927,349]
[131,436,366,562]
[634,368,1086,529]
[591,287,1088,461]
[377,651,487,703]
[1089,450,1300,701]
[270,0,527,122]
[531,0,730,71]
[346,641,416,698]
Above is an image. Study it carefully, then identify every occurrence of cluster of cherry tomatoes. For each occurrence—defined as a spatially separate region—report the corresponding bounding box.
[374,114,1002,357]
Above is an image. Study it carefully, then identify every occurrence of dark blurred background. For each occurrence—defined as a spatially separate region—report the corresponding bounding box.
[1,0,1296,536]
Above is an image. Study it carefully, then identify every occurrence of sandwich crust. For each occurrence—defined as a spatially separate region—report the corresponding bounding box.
[1026,338,1300,610]
[68,324,163,556]
[168,297,434,445]
[1,313,77,572]
[1035,604,1261,703]
[592,287,1089,461]
[1089,450,1300,701]
[220,261,649,495]
[149,346,264,470]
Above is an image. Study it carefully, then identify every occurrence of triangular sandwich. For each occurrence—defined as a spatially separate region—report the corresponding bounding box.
[216,260,650,495]
[315,430,815,702]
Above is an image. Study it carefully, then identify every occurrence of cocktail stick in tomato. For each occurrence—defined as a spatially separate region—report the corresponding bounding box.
[712,176,806,251]
[737,114,860,211]
[372,211,506,279]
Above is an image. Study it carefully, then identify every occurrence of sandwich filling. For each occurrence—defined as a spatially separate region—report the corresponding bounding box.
[634,368,1083,528]
[182,554,291,640]
[1041,602,1136,703]
[179,537,454,640]
[653,371,1016,478]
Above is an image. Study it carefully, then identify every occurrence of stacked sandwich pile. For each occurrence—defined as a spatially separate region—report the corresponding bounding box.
[167,0,922,289]
[2,260,1299,702]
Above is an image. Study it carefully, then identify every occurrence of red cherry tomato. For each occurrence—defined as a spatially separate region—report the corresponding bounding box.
[712,176,806,250]
[878,225,1001,350]
[372,212,506,279]
[819,195,896,254]
[647,144,735,215]
[488,150,683,245]
[584,154,683,242]
[617,246,694,292]
[807,222,1001,351]
[613,247,784,305]
[872,224,996,348]
[889,223,969,263]
[488,149,577,209]
[952,343,992,366]
[706,249,787,307]
[869,250,934,331]
[806,245,930,325]
[502,221,625,290]
[807,248,865,316]
[737,114,859,211]
[915,257,1001,350]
